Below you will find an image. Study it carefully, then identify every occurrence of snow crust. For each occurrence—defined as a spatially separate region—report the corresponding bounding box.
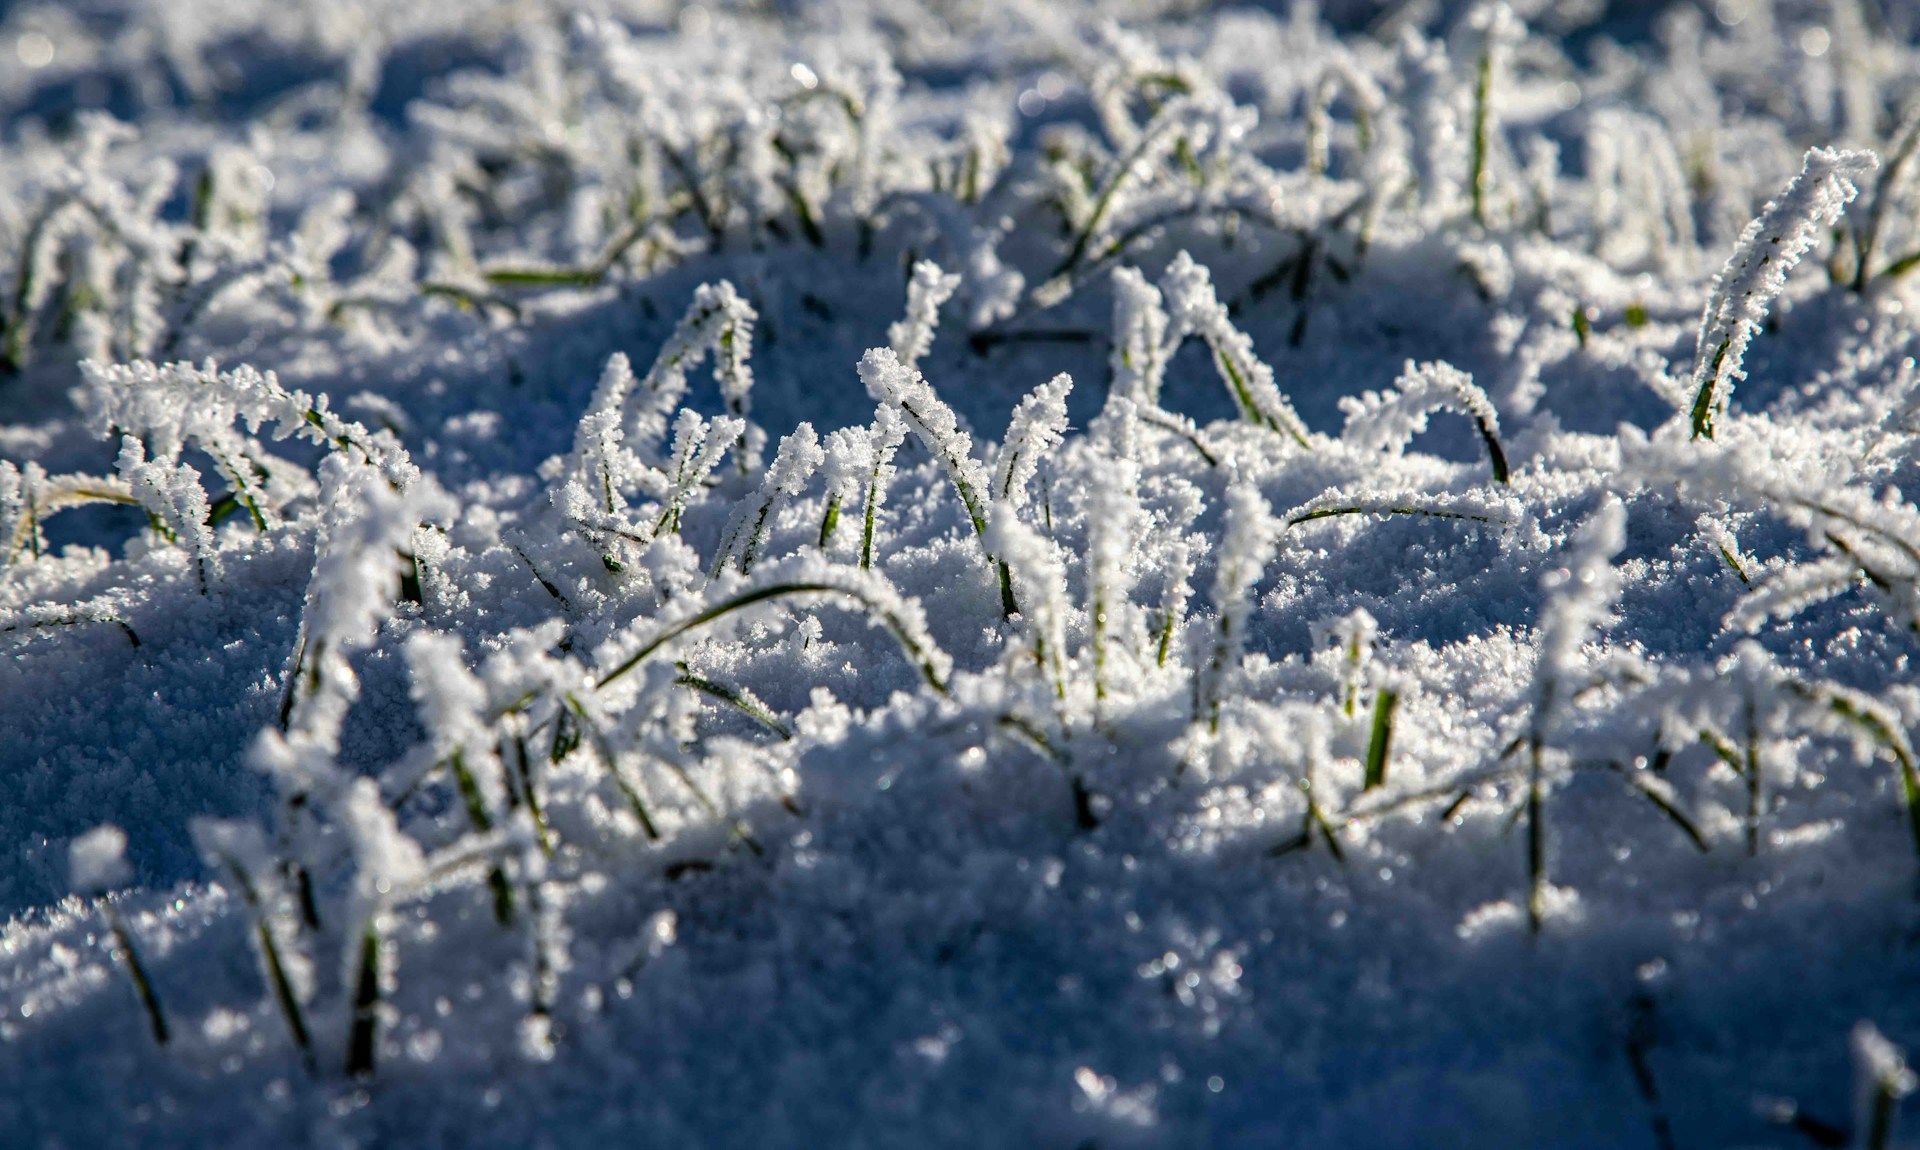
[3,0,1920,1145]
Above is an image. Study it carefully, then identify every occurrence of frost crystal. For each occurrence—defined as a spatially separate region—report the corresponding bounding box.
[69,825,132,894]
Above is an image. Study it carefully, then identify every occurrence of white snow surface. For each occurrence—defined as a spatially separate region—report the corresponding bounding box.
[3,0,1920,1145]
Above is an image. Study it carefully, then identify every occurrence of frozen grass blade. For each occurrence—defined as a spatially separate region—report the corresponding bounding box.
[1605,763,1710,853]
[1285,488,1519,531]
[101,900,169,1047]
[1161,254,1312,448]
[1362,686,1398,791]
[1688,148,1875,440]
[1853,1023,1917,1150]
[1524,497,1627,932]
[345,923,380,1079]
[597,563,952,697]
[858,348,991,539]
[1194,484,1277,732]
[1340,360,1509,483]
[676,663,794,740]
[203,842,314,1069]
[70,828,168,1047]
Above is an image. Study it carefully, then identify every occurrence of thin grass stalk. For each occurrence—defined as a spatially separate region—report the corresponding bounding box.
[596,582,950,696]
[100,900,169,1046]
[561,693,660,841]
[216,852,314,1068]
[1744,693,1762,857]
[1853,110,1920,292]
[994,713,1098,830]
[507,736,554,858]
[1606,764,1711,852]
[676,664,794,739]
[1526,737,1546,934]
[817,494,841,548]
[345,923,380,1079]
[449,751,515,925]
[859,475,881,569]
[1287,504,1508,529]
[1470,43,1494,228]
[1155,605,1178,667]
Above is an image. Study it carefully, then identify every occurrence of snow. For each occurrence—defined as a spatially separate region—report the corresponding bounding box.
[3,0,1920,1145]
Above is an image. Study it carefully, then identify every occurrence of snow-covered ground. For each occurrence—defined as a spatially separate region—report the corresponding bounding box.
[4,0,1920,1144]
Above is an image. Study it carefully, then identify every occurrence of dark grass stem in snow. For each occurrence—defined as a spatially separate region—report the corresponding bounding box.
[1467,5,1520,230]
[68,827,169,1046]
[560,693,662,841]
[676,663,795,740]
[1362,686,1399,791]
[449,751,516,925]
[101,900,169,1047]
[203,844,314,1069]
[345,924,380,1079]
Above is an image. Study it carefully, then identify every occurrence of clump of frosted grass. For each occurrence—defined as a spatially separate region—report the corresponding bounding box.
[994,373,1073,514]
[859,345,1021,615]
[1662,642,1920,860]
[1305,53,1386,180]
[858,348,991,540]
[1845,105,1920,292]
[657,411,746,538]
[710,423,825,577]
[80,358,417,490]
[1624,428,1920,636]
[1158,253,1312,447]
[561,282,761,518]
[116,437,219,593]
